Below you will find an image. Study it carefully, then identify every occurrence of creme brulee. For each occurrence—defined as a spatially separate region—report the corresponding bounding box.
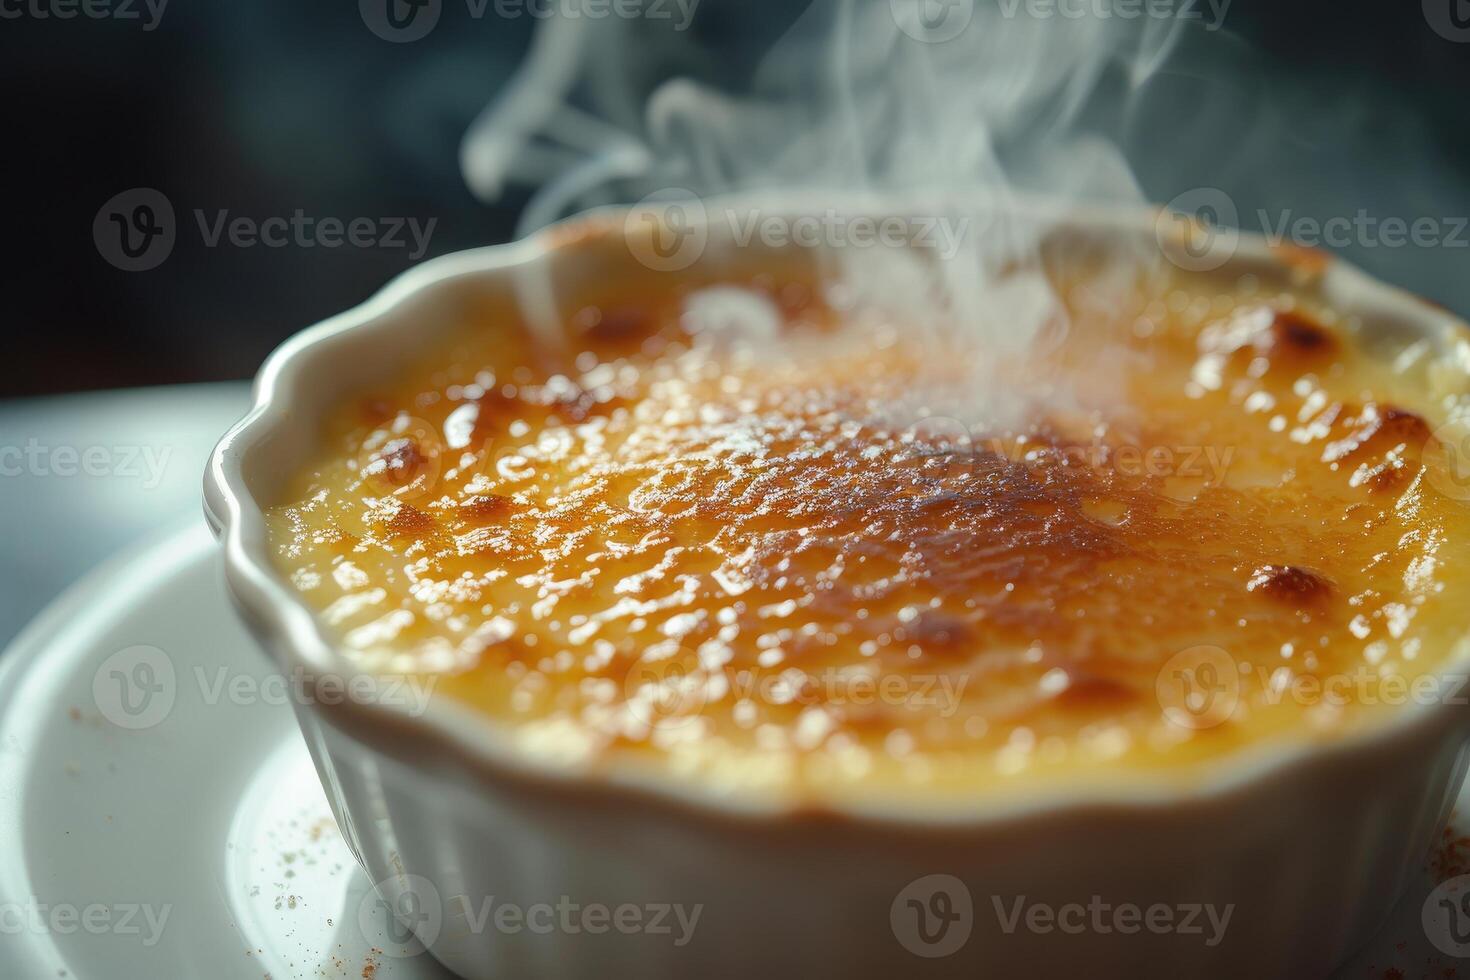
[265,253,1470,805]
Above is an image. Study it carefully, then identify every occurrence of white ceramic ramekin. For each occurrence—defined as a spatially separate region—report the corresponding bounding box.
[205,199,1470,979]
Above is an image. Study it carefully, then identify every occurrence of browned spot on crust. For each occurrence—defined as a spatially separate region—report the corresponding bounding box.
[549,389,626,424]
[383,504,436,539]
[835,699,910,735]
[1203,306,1338,377]
[1230,311,1339,378]
[365,437,432,491]
[1373,405,1432,443]
[584,306,653,345]
[1247,564,1332,603]
[1053,673,1139,711]
[1352,456,1416,493]
[467,389,524,445]
[359,397,397,426]
[1264,310,1335,355]
[471,380,625,427]
[1333,406,1432,494]
[773,281,815,321]
[314,524,356,548]
[1323,404,1431,464]
[456,494,514,524]
[899,614,975,658]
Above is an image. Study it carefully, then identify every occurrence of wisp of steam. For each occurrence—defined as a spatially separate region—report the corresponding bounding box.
[458,0,1192,432]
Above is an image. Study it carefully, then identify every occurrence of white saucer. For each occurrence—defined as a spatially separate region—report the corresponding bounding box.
[0,522,1464,978]
[0,523,454,980]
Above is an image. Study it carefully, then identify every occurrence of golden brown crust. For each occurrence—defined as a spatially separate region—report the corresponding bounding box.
[264,270,1470,798]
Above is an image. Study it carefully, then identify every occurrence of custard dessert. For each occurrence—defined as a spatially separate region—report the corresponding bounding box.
[266,257,1470,805]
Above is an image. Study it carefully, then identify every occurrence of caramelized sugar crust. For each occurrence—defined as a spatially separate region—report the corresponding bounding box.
[267,270,1470,802]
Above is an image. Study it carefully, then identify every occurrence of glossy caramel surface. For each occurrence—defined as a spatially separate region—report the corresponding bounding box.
[267,258,1470,804]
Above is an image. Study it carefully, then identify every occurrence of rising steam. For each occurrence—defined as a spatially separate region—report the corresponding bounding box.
[459,0,1193,430]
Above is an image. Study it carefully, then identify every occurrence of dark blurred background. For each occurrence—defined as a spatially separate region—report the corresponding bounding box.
[0,0,1466,398]
[0,0,799,396]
